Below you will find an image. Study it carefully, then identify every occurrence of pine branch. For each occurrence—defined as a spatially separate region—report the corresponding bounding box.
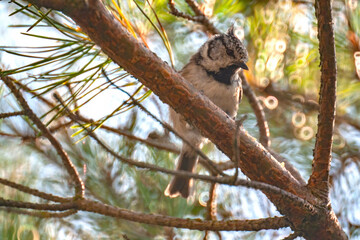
[79,199,291,231]
[308,0,337,203]
[0,196,289,231]
[0,197,75,211]
[1,208,77,218]
[240,72,270,148]
[168,0,219,35]
[0,74,85,199]
[0,111,25,119]
[282,231,303,240]
[0,177,71,203]
[204,177,220,240]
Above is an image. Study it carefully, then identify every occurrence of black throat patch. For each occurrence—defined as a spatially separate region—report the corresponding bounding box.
[194,53,239,85]
[204,64,239,85]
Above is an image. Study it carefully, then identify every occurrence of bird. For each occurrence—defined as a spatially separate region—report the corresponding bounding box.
[164,26,249,198]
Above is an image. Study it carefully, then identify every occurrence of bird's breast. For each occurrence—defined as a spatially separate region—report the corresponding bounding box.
[181,64,241,118]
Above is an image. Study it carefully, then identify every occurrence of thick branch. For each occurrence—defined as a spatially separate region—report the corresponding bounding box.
[308,0,337,202]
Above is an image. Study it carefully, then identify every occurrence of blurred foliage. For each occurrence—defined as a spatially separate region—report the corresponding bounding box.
[0,0,360,239]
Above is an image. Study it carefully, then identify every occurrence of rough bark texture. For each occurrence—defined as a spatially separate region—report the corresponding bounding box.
[24,0,347,239]
[307,0,337,202]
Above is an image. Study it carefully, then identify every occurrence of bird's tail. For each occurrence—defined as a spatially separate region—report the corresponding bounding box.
[164,145,198,198]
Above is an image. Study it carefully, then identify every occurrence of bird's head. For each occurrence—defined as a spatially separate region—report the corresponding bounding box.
[196,26,249,72]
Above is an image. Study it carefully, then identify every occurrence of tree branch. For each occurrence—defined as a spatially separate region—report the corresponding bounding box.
[282,231,303,240]
[0,197,76,211]
[80,200,288,231]
[204,178,220,239]
[307,0,337,202]
[168,0,219,35]
[0,197,289,231]
[1,207,77,218]
[0,74,84,199]
[0,111,25,119]
[0,177,71,203]
[240,72,270,148]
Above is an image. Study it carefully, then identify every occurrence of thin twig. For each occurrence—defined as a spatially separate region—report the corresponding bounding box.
[0,131,33,140]
[90,123,179,153]
[1,207,77,218]
[0,197,76,211]
[122,234,131,240]
[86,118,217,175]
[48,120,74,133]
[204,176,221,240]
[185,0,203,16]
[240,72,270,148]
[0,177,71,203]
[65,82,80,116]
[15,80,55,108]
[0,111,26,119]
[0,74,85,199]
[232,115,247,182]
[282,231,303,240]
[168,0,220,35]
[207,182,217,220]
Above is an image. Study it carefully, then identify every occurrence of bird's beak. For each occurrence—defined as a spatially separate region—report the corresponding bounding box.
[238,62,248,70]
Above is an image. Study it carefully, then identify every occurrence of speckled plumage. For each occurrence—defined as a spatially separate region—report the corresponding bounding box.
[165,26,249,198]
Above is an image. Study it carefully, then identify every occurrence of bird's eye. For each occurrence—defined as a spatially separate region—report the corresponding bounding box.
[226,49,235,58]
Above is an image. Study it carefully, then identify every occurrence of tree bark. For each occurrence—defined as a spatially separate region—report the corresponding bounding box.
[308,0,337,203]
